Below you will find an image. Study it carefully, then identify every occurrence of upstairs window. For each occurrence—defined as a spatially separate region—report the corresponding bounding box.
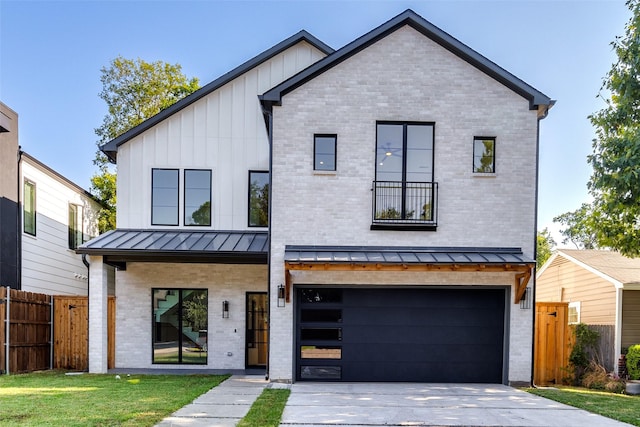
[248,171,269,227]
[152,169,179,226]
[473,137,496,173]
[23,179,36,236]
[184,169,211,226]
[68,203,84,250]
[373,122,435,226]
[314,134,336,171]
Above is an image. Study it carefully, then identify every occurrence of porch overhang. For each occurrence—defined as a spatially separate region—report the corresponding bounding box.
[77,229,269,269]
[283,245,533,304]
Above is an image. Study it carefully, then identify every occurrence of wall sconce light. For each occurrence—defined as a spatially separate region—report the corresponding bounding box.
[520,288,531,310]
[222,300,230,318]
[277,284,285,307]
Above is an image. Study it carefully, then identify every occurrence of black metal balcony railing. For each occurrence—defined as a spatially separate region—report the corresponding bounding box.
[372,181,438,226]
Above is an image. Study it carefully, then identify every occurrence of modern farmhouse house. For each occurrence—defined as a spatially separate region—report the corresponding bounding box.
[79,10,553,384]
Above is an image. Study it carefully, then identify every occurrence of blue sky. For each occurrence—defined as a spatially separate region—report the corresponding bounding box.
[0,0,630,244]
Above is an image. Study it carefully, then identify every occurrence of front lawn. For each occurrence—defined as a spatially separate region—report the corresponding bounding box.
[526,386,640,426]
[0,371,228,426]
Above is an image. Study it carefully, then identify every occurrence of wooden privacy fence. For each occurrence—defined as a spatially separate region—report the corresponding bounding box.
[534,302,571,385]
[53,295,115,371]
[1,288,115,374]
[0,287,52,374]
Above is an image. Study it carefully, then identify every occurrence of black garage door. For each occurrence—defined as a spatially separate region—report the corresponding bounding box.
[296,287,506,382]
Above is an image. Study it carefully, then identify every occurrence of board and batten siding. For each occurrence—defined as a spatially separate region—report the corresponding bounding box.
[116,41,327,230]
[536,256,616,324]
[622,290,640,349]
[21,157,101,295]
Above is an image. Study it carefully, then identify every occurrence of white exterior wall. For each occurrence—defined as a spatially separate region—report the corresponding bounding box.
[21,157,102,295]
[115,263,266,369]
[116,41,326,230]
[269,26,539,383]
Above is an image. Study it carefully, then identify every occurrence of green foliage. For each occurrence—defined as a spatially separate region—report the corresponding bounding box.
[587,0,640,256]
[376,207,415,220]
[237,389,291,427]
[183,292,208,332]
[0,371,227,426]
[536,228,556,269]
[93,56,200,232]
[569,323,601,385]
[191,201,211,226]
[249,181,269,227]
[552,203,598,250]
[627,344,640,380]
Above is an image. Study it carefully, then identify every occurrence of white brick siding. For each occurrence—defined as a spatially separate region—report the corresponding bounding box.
[269,26,538,383]
[114,263,266,370]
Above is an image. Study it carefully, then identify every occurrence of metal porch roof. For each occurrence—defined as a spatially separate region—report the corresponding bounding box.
[77,229,268,265]
[284,245,534,265]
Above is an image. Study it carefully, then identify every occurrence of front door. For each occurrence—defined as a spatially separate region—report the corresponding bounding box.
[246,292,268,368]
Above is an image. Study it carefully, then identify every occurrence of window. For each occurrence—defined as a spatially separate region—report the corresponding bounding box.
[153,289,208,364]
[152,169,179,225]
[373,122,435,225]
[473,137,496,173]
[68,203,84,249]
[23,180,36,236]
[248,171,268,227]
[314,134,336,171]
[568,301,581,324]
[184,169,211,226]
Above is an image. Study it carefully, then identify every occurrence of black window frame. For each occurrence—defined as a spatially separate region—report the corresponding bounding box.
[184,169,212,227]
[473,136,496,173]
[152,288,208,365]
[23,179,36,236]
[151,168,179,226]
[372,121,437,231]
[68,203,84,250]
[248,170,269,228]
[314,134,337,171]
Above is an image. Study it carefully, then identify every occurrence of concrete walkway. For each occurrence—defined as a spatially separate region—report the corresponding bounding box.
[279,383,635,427]
[155,375,268,427]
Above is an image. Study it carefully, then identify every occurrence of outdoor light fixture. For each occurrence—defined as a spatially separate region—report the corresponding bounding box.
[520,288,531,310]
[222,300,229,318]
[277,284,285,307]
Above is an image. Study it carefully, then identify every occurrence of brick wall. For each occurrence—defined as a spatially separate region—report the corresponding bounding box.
[115,263,267,370]
[268,26,538,383]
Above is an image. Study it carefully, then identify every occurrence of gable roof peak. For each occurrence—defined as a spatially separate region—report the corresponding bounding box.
[261,9,553,113]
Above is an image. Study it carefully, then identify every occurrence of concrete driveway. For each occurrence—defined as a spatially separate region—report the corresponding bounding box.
[279,383,634,427]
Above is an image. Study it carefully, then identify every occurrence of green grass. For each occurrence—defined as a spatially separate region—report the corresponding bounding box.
[0,370,228,427]
[526,386,640,426]
[237,388,291,427]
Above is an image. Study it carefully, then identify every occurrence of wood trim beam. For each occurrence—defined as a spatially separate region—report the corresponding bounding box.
[284,261,534,305]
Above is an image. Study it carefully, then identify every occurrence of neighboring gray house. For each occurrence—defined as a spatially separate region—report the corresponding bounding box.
[80,10,552,385]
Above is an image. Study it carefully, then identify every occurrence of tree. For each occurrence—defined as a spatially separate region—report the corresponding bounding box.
[587,0,640,256]
[536,228,556,269]
[553,203,598,250]
[92,56,200,232]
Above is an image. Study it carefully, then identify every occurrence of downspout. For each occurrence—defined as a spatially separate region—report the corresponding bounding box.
[82,254,90,371]
[17,148,22,289]
[531,102,552,387]
[265,106,273,381]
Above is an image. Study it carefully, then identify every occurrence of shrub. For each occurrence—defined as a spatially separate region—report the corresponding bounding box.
[626,344,640,380]
[581,360,625,393]
[568,323,600,385]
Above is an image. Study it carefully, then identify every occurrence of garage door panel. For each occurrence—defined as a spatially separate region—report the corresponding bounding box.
[296,287,506,383]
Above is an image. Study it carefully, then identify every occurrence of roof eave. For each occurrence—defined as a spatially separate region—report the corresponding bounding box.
[100,30,334,163]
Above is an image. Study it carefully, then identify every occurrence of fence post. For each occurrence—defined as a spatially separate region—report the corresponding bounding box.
[50,298,54,370]
[5,286,9,375]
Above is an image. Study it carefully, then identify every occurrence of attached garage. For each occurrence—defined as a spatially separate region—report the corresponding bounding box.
[296,286,507,383]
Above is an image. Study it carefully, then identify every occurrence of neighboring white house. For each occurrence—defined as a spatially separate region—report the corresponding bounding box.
[20,152,107,295]
[80,10,553,384]
[0,101,109,296]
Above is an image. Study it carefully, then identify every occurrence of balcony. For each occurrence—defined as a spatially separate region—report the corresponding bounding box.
[371,181,438,230]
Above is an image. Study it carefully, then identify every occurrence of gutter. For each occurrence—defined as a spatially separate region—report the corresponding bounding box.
[17,149,22,289]
[265,107,273,381]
